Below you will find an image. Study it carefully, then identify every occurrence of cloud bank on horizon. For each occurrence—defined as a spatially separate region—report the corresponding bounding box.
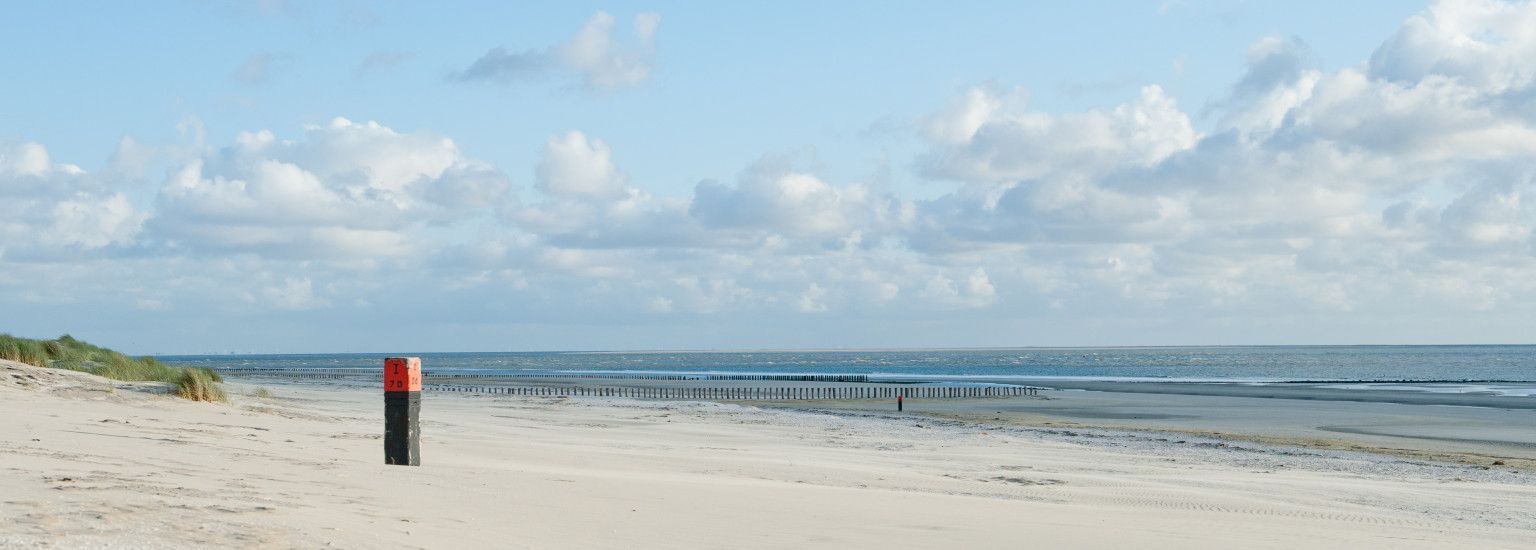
[3,1,1536,352]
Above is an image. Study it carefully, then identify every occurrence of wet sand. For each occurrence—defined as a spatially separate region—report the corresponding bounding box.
[774,381,1536,469]
[1019,379,1536,409]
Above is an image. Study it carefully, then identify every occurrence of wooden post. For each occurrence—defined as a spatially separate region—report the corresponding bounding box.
[898,394,903,411]
[384,357,421,466]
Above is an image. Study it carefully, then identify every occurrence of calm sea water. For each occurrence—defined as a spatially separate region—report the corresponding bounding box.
[161,345,1536,383]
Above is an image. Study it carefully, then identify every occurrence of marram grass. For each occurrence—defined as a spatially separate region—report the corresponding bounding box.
[175,368,227,402]
[0,333,226,402]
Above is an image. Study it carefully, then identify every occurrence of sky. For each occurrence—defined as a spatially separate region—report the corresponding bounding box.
[3,0,1535,354]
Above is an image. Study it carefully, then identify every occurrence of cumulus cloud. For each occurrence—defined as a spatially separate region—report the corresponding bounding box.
[256,277,328,310]
[536,131,627,199]
[690,165,908,242]
[557,11,659,88]
[0,141,146,259]
[453,11,660,89]
[46,194,145,249]
[795,283,829,313]
[916,268,998,309]
[513,148,912,254]
[1232,36,1316,101]
[1368,0,1536,92]
[918,84,1198,184]
[0,141,59,177]
[150,117,509,259]
[901,0,1536,323]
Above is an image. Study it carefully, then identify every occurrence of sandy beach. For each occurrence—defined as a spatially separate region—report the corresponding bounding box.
[4,359,1536,549]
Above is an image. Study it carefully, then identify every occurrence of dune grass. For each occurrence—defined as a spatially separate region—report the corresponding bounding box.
[174,367,227,402]
[0,333,226,402]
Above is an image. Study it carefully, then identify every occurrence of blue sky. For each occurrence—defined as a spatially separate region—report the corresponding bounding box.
[4,1,1536,354]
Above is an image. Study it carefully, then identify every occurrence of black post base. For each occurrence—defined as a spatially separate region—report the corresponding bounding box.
[385,391,421,466]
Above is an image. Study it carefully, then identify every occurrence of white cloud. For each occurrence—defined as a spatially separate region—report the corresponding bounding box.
[46,194,145,249]
[0,141,145,259]
[557,11,658,89]
[151,117,508,259]
[1,141,59,177]
[536,131,627,199]
[454,11,660,90]
[918,268,998,309]
[689,157,912,243]
[795,283,829,313]
[1368,0,1536,92]
[1437,180,1533,249]
[259,277,328,310]
[966,268,997,301]
[919,85,1198,184]
[634,13,662,43]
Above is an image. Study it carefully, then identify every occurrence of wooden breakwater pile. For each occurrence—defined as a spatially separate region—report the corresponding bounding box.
[424,384,1040,399]
[427,372,872,382]
[213,368,1043,399]
[216,368,373,378]
[216,368,871,383]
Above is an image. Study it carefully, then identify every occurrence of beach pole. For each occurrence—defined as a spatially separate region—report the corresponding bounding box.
[898,394,903,411]
[384,357,422,466]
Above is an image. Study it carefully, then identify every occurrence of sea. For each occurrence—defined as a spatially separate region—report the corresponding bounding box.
[160,345,1536,397]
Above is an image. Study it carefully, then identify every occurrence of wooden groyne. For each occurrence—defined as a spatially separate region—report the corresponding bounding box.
[214,367,1044,400]
[214,368,372,378]
[422,384,1041,399]
[213,368,871,383]
[427,373,874,382]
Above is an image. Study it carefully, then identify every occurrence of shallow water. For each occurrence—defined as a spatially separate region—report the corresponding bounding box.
[162,345,1536,389]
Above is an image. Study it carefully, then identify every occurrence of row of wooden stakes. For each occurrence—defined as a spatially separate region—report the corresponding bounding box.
[222,369,874,383]
[424,384,1041,400]
[430,373,874,382]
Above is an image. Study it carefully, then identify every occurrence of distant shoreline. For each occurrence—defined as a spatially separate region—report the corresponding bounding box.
[156,342,1536,357]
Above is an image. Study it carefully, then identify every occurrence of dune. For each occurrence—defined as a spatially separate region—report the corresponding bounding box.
[3,358,1534,548]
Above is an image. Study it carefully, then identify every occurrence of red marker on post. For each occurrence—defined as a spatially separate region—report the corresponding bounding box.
[898,394,904,412]
[384,357,422,466]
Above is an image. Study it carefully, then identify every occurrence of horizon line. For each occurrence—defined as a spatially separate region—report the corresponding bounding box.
[152,342,1536,357]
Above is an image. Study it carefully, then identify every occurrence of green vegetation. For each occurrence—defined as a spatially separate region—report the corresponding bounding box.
[251,387,275,398]
[0,333,226,402]
[175,368,227,402]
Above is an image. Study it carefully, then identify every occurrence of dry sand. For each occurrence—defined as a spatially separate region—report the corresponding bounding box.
[4,359,1535,549]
